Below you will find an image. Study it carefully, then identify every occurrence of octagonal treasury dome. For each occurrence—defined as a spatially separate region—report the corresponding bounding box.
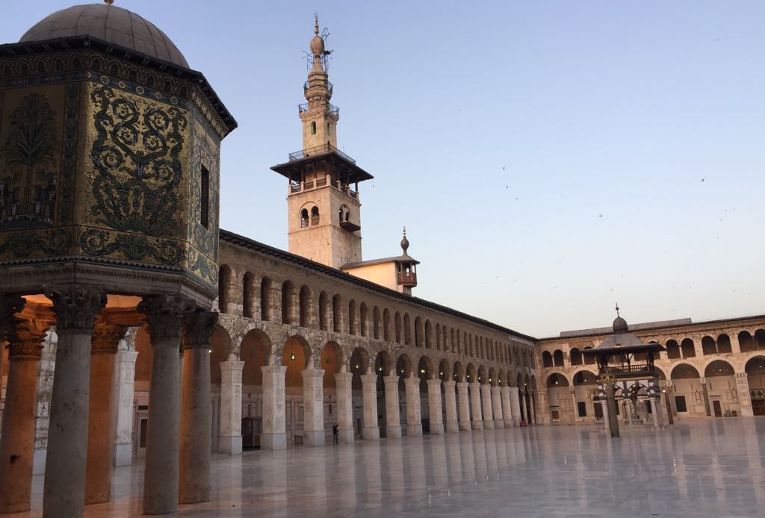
[19,3,189,68]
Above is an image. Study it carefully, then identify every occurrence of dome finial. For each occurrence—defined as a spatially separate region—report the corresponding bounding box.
[104,0,115,4]
[314,13,320,35]
[615,303,620,317]
[401,227,410,255]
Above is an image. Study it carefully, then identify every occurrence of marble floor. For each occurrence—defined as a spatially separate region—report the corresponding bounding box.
[8,419,765,517]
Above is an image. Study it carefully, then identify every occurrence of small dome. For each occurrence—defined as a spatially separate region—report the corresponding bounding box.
[613,315,628,333]
[310,35,324,56]
[20,4,189,68]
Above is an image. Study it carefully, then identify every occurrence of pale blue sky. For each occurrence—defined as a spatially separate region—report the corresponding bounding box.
[3,1,763,337]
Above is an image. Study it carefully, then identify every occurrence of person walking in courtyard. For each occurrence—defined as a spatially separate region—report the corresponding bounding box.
[332,424,339,445]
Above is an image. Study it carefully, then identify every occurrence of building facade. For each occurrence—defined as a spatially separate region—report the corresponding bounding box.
[536,316,765,425]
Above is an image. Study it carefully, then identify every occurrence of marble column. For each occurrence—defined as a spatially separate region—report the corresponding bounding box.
[443,380,459,433]
[85,320,125,505]
[650,398,661,429]
[360,370,379,440]
[179,310,216,504]
[113,330,138,467]
[501,386,513,427]
[526,391,536,425]
[43,286,106,518]
[735,373,754,417]
[0,297,49,513]
[219,358,244,454]
[137,294,192,515]
[404,376,422,436]
[261,359,287,450]
[426,378,444,434]
[700,378,712,417]
[491,386,504,429]
[457,381,472,432]
[509,387,522,426]
[469,382,484,430]
[383,375,402,438]
[538,389,551,425]
[481,384,494,429]
[301,361,325,447]
[334,370,354,443]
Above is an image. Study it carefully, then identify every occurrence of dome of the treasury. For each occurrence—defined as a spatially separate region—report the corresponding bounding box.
[19,3,189,68]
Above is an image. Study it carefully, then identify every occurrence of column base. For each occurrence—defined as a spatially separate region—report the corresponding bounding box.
[459,421,472,432]
[445,421,459,433]
[407,423,423,436]
[472,421,484,430]
[494,419,505,429]
[261,433,287,451]
[303,430,325,447]
[338,428,354,444]
[504,419,513,428]
[33,449,46,475]
[363,426,380,440]
[114,443,133,466]
[386,425,402,438]
[483,420,495,430]
[218,435,242,455]
[512,418,520,427]
[429,423,444,435]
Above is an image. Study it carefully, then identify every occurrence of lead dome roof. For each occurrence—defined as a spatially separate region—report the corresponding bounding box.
[20,4,189,68]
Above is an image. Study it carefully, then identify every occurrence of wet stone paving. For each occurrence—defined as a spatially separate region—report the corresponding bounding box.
[10,419,765,517]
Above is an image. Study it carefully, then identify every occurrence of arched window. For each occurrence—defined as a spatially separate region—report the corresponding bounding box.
[218,265,231,314]
[242,272,253,318]
[570,348,582,365]
[300,208,309,228]
[260,277,272,321]
[542,351,553,368]
[310,206,320,225]
[310,121,316,135]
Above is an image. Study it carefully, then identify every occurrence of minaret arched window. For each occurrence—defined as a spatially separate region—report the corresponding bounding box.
[311,206,320,225]
[300,208,309,228]
[310,121,316,135]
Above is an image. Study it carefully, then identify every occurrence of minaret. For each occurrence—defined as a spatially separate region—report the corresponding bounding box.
[271,16,374,268]
[301,16,337,150]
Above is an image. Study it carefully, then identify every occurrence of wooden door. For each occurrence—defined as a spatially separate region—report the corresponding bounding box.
[712,400,722,417]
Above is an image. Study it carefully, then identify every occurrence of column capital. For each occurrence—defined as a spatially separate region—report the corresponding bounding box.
[0,293,26,340]
[426,378,441,387]
[45,285,106,332]
[91,319,126,355]
[7,313,50,360]
[182,310,217,350]
[138,294,194,344]
[442,379,456,388]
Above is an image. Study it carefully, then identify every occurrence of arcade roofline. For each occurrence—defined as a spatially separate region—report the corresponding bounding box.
[219,229,537,343]
[537,313,765,343]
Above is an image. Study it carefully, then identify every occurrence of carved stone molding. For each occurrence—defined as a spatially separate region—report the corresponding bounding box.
[45,285,107,332]
[138,294,194,344]
[91,318,126,355]
[183,310,217,350]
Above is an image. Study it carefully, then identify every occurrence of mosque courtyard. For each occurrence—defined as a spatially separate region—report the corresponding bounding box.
[7,419,763,518]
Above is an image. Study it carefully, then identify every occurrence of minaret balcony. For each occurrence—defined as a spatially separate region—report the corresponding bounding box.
[398,271,418,287]
[288,143,355,163]
[298,102,339,117]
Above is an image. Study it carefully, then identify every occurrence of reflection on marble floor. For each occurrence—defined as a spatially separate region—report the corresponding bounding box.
[7,419,765,517]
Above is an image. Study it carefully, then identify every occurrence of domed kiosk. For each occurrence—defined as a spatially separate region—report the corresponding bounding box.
[0,2,236,515]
